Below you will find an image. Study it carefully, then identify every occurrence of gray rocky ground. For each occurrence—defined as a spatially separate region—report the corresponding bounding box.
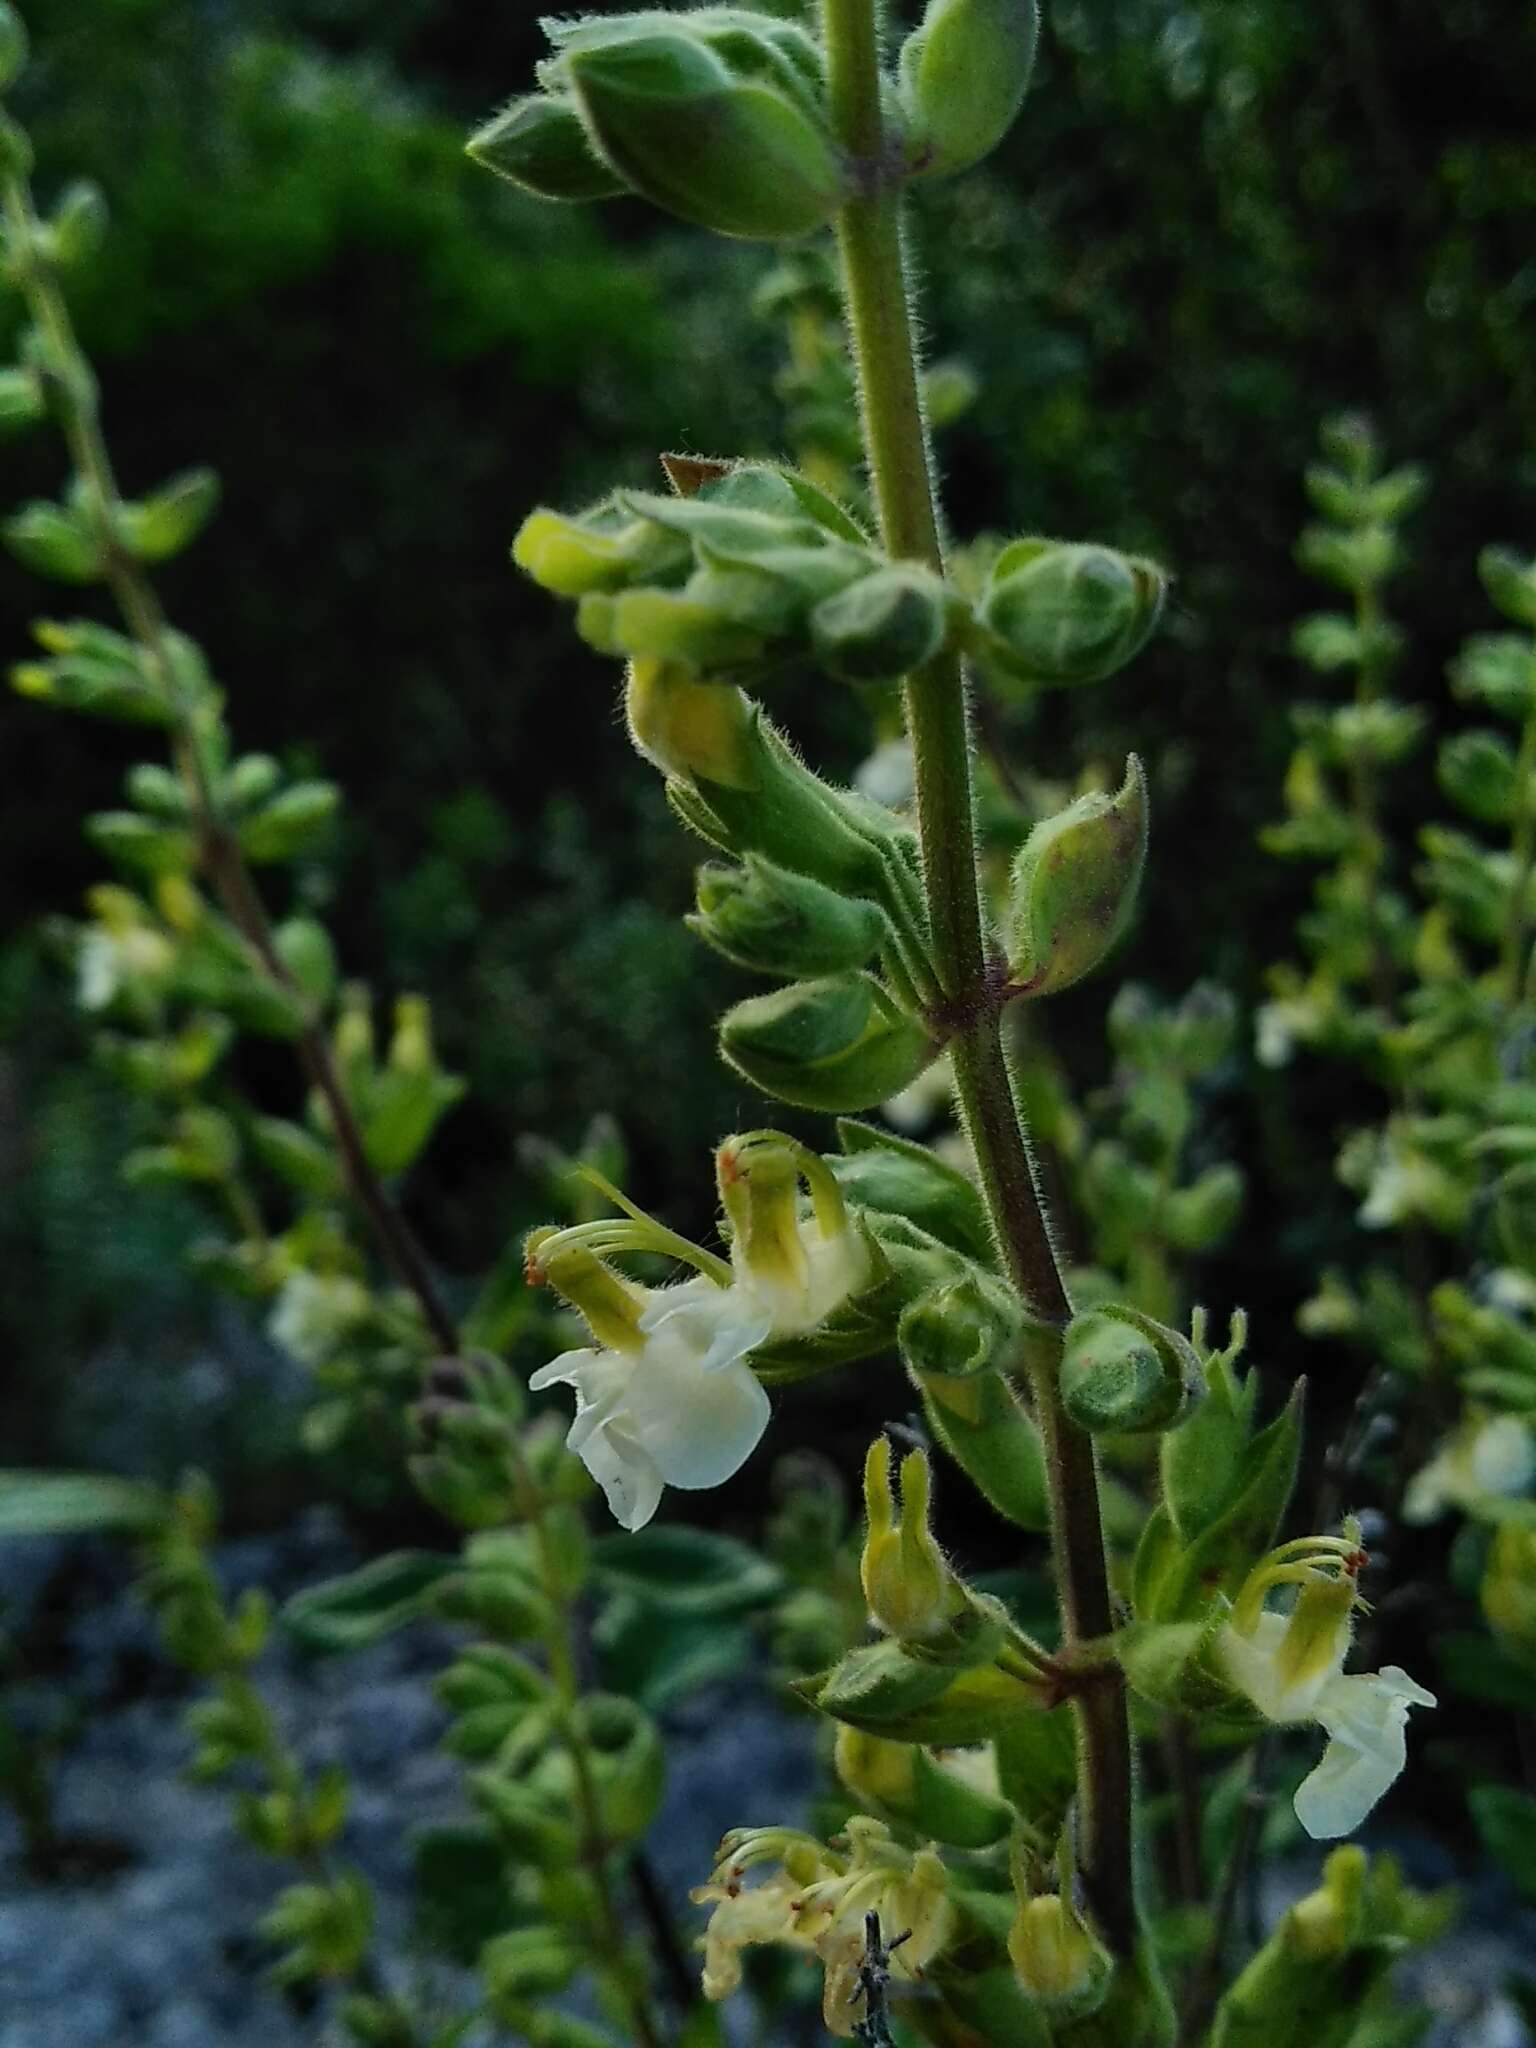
[0,1516,1529,2048]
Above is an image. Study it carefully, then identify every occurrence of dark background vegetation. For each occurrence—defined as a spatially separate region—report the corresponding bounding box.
[2,0,1534,1514]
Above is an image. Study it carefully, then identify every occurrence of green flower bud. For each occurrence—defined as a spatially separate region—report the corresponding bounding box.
[650,683,918,899]
[0,4,27,91]
[513,502,681,596]
[466,93,629,201]
[86,808,196,876]
[834,1728,1013,1849]
[809,564,948,682]
[1297,521,1398,591]
[1061,1303,1201,1436]
[979,538,1165,691]
[690,854,887,976]
[563,30,846,240]
[1008,1893,1111,2017]
[577,1693,665,1845]
[49,179,108,269]
[626,659,757,788]
[0,365,43,433]
[1479,545,1536,631]
[833,1724,920,1811]
[481,1927,582,2008]
[273,915,338,1002]
[578,585,768,667]
[898,1266,1021,1378]
[898,0,1038,179]
[1004,756,1148,997]
[719,971,933,1113]
[860,1439,954,1638]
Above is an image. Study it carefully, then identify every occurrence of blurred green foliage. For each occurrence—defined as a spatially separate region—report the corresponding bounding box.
[4,0,1535,1481]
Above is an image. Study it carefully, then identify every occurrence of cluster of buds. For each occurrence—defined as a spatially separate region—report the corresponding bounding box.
[470,1,1042,242]
[514,461,946,684]
[516,460,1165,710]
[513,460,1164,1108]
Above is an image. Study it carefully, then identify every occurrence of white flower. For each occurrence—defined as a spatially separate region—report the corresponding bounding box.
[1218,1599,1436,1841]
[728,1212,868,1339]
[531,1276,771,1532]
[854,736,915,810]
[1255,995,1320,1069]
[1404,1414,1536,1525]
[78,923,175,1012]
[268,1270,374,1368]
[532,1133,875,1532]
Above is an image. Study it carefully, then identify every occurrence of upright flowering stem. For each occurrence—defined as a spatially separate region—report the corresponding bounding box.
[2,154,680,2039]
[0,168,457,1356]
[820,0,1138,1956]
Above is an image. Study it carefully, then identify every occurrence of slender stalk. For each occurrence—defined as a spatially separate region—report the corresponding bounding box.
[820,0,1138,1955]
[3,170,459,1353]
[1177,1740,1270,2045]
[503,1432,666,2048]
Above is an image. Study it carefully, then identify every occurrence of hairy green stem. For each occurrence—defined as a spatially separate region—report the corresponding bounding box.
[820,0,1138,1955]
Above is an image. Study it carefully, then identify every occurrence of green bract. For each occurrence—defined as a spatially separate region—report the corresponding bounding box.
[467,95,629,201]
[498,12,850,240]
[1004,756,1148,997]
[690,854,888,977]
[898,0,1039,179]
[718,970,934,1112]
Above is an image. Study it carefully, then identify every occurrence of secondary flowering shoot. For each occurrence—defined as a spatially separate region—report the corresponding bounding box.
[527,1136,871,1529]
[691,1818,953,2037]
[1217,1531,1436,1840]
[1403,1411,1536,1524]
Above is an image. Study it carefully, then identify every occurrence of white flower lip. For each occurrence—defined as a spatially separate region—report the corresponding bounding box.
[532,1278,772,1531]
[532,1179,870,1532]
[1295,1666,1438,1840]
[1217,1602,1436,1842]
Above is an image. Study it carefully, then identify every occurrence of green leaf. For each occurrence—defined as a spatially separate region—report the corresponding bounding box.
[594,1594,755,1711]
[282,1551,456,1654]
[833,1117,995,1263]
[1470,1785,1536,1903]
[410,1822,516,1965]
[1150,1384,1304,1621]
[589,1526,782,1617]
[0,1469,161,1537]
[992,1705,1079,1840]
